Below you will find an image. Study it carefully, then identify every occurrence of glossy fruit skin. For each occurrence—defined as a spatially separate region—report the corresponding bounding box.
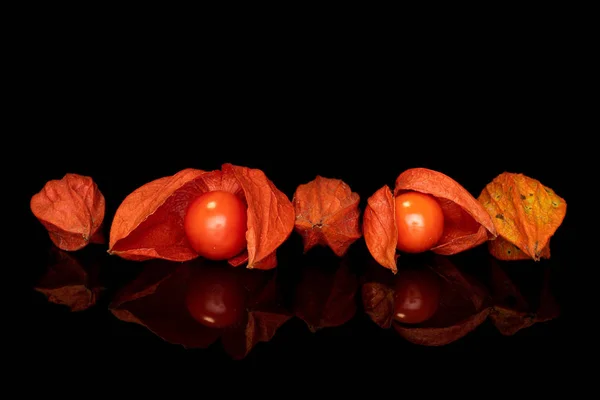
[184,190,248,260]
[393,268,441,324]
[394,191,445,253]
[185,266,247,329]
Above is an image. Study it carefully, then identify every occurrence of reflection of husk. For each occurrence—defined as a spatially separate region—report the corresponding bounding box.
[488,262,559,335]
[111,263,221,348]
[362,256,492,345]
[393,309,491,346]
[293,257,358,332]
[362,255,560,345]
[34,248,102,312]
[35,285,100,312]
[109,259,291,359]
[392,257,492,346]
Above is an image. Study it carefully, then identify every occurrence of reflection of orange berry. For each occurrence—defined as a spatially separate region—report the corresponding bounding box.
[394,191,444,253]
[185,267,247,329]
[393,269,441,324]
[184,190,247,260]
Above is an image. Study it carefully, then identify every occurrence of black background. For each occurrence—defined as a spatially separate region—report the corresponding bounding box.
[17,30,585,381]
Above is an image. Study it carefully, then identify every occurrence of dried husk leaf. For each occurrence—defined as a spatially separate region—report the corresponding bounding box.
[110,261,221,348]
[362,256,491,346]
[488,236,551,261]
[293,258,357,332]
[34,248,101,312]
[108,168,206,261]
[488,261,559,335]
[225,164,295,269]
[31,173,105,251]
[108,164,294,269]
[363,186,398,273]
[293,176,361,256]
[478,172,566,261]
[394,168,497,255]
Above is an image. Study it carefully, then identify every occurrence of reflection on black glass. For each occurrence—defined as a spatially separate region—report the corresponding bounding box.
[34,247,103,311]
[291,255,358,332]
[291,254,358,332]
[487,260,560,335]
[361,253,560,345]
[362,255,491,346]
[109,258,291,359]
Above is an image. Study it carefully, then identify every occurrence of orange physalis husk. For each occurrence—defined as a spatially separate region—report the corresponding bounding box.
[363,168,497,273]
[108,164,295,269]
[31,173,105,251]
[293,176,361,256]
[478,172,566,261]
